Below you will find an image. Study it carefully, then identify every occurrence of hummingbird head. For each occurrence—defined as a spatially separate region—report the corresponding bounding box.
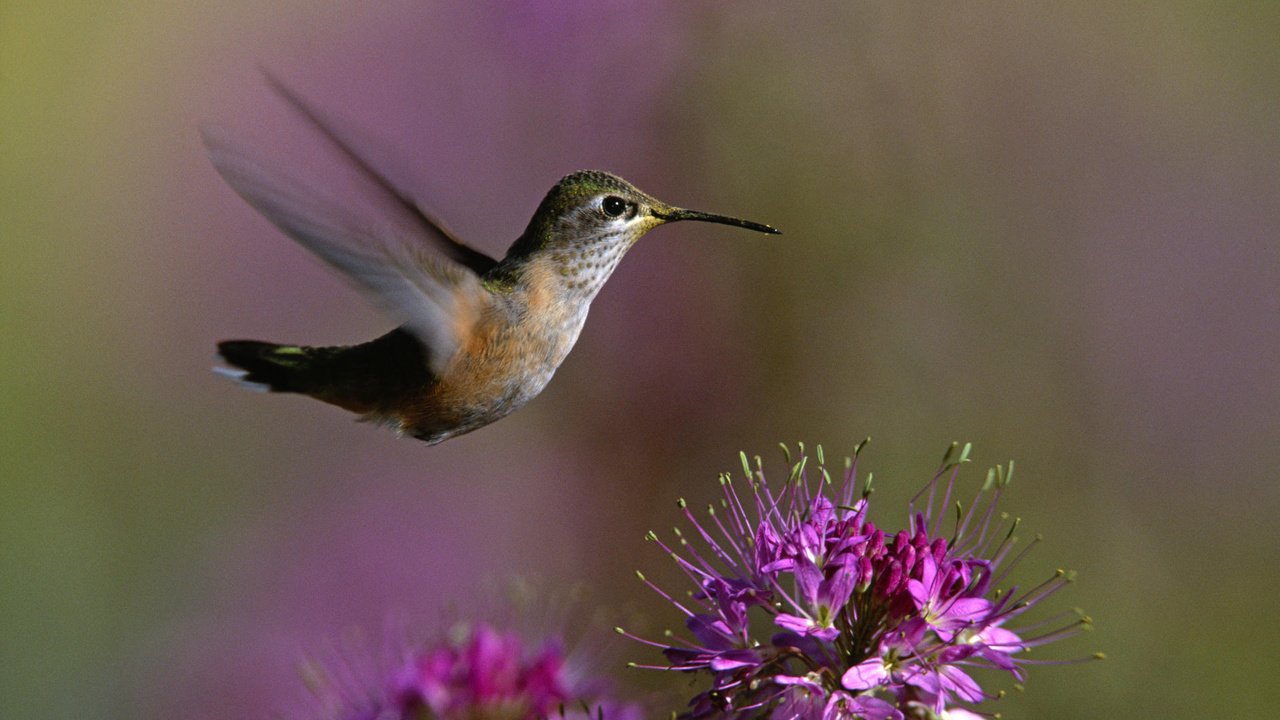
[499,171,778,297]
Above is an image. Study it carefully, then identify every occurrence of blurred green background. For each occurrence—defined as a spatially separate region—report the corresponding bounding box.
[3,1,1278,717]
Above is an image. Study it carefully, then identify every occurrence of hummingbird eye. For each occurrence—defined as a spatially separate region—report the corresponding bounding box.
[601,196,627,218]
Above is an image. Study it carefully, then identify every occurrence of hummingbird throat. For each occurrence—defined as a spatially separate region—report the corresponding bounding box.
[546,231,635,302]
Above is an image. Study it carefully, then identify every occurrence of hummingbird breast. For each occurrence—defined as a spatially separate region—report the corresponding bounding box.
[398,256,598,444]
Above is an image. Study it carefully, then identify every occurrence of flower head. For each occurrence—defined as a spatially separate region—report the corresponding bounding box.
[304,620,642,720]
[624,442,1093,719]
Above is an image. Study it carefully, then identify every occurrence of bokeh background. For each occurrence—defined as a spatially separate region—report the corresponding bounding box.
[3,1,1278,717]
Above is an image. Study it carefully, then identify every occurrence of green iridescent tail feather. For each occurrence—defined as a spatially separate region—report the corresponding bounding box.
[215,330,434,417]
[215,340,322,394]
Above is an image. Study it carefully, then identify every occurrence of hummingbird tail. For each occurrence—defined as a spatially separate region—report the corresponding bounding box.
[214,330,431,418]
[215,340,318,394]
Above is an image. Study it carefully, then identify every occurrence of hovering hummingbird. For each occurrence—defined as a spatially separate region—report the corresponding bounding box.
[208,77,779,445]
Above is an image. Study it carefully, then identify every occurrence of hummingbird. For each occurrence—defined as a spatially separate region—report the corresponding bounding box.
[208,77,779,445]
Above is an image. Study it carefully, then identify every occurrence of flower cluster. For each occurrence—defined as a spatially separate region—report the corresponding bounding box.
[625,442,1091,719]
[304,622,641,720]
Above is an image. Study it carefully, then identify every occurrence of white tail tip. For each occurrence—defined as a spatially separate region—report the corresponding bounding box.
[213,364,271,393]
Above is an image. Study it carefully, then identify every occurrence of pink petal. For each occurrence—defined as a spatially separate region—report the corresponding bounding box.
[775,613,815,634]
[708,649,760,671]
[940,665,985,703]
[947,597,992,622]
[907,579,930,608]
[840,658,888,690]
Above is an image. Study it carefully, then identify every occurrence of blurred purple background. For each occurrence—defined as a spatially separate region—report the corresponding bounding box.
[3,2,1278,717]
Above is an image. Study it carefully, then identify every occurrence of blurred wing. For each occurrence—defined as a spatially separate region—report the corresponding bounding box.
[203,125,488,376]
[264,71,499,277]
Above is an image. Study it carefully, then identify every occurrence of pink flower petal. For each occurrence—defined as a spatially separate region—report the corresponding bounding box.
[840,657,888,690]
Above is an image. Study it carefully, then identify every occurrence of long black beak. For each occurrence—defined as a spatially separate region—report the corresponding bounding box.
[654,208,781,235]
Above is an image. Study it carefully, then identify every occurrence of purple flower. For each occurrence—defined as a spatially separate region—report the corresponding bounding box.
[304,621,642,720]
[623,442,1095,718]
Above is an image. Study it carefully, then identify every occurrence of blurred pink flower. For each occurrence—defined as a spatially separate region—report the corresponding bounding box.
[304,621,642,720]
